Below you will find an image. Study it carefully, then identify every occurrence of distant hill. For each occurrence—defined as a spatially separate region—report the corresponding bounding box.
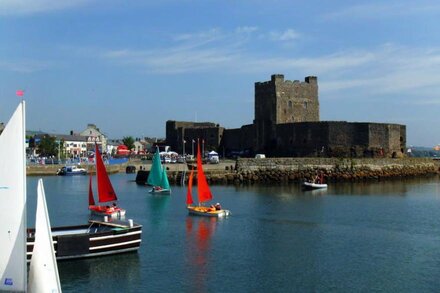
[408,146,440,158]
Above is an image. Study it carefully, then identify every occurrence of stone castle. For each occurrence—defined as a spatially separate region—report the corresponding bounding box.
[166,74,406,158]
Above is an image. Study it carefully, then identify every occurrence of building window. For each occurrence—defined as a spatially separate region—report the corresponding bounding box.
[288,101,293,108]
[303,102,308,109]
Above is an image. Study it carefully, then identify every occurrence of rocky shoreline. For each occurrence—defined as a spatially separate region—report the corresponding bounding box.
[138,157,440,185]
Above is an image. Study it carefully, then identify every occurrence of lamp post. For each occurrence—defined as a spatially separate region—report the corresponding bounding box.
[192,139,195,156]
[183,138,186,156]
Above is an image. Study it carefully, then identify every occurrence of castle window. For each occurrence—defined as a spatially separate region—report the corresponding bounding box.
[288,100,293,108]
[303,102,308,109]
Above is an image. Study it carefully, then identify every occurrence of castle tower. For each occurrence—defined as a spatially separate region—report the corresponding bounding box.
[254,74,319,153]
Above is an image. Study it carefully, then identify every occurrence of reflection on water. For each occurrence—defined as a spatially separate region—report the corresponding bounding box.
[146,194,170,227]
[59,253,141,292]
[185,216,217,293]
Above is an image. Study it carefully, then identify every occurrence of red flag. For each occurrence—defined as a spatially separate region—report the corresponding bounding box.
[16,89,24,97]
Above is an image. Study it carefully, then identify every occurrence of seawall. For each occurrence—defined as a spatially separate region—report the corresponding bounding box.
[27,158,440,184]
[26,164,122,176]
[232,157,439,183]
[136,158,440,185]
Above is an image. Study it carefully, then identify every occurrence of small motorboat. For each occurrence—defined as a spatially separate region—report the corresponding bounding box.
[57,165,87,176]
[302,181,328,190]
[303,172,327,190]
[27,218,142,262]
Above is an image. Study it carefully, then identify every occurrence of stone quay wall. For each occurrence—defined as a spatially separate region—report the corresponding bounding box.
[230,157,439,184]
[156,158,440,185]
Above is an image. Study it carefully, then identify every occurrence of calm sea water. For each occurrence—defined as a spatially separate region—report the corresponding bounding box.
[26,174,440,292]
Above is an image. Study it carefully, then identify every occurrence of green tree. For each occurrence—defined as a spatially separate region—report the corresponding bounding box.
[37,135,59,157]
[59,139,66,159]
[122,136,135,150]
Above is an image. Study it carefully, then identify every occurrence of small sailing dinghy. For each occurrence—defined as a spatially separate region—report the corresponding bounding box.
[186,140,230,217]
[0,101,61,292]
[147,148,171,194]
[89,144,126,217]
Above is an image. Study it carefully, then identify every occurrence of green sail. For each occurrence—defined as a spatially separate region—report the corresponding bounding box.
[160,166,170,190]
[147,149,163,186]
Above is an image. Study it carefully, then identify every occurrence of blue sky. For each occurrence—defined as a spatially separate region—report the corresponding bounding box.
[1,0,439,146]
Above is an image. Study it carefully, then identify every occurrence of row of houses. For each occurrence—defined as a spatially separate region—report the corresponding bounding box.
[25,124,162,158]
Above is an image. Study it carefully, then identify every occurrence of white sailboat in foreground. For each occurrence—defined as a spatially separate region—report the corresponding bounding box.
[28,179,62,292]
[0,101,27,291]
[0,101,61,292]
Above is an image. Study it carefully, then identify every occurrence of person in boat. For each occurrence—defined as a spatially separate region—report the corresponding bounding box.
[314,175,320,184]
[214,203,222,210]
[154,186,163,191]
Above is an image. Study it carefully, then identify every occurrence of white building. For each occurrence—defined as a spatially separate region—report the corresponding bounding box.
[56,134,88,157]
[80,124,108,153]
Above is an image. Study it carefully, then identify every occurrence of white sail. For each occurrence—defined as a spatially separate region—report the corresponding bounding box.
[28,179,62,293]
[0,101,27,291]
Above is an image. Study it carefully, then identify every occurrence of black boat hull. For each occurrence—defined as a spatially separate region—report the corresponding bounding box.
[27,220,142,261]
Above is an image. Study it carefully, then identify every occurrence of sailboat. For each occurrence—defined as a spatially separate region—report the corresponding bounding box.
[186,141,230,217]
[89,143,126,217]
[28,179,62,292]
[147,148,171,194]
[27,142,141,262]
[0,101,61,292]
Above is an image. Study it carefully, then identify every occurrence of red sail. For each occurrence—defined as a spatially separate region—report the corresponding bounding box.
[95,144,118,203]
[196,140,212,203]
[186,169,194,205]
[88,174,95,205]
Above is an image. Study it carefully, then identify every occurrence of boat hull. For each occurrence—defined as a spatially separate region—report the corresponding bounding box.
[302,182,328,190]
[187,206,230,217]
[57,166,87,176]
[60,171,87,176]
[89,205,126,217]
[149,187,171,195]
[27,220,142,261]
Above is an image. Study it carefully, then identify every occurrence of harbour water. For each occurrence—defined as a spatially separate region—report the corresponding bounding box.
[26,174,440,292]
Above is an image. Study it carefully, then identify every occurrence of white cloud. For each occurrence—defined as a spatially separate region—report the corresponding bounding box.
[235,26,258,34]
[320,45,440,98]
[0,59,52,73]
[173,28,223,43]
[323,1,440,20]
[95,28,440,106]
[0,0,92,15]
[269,29,300,41]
